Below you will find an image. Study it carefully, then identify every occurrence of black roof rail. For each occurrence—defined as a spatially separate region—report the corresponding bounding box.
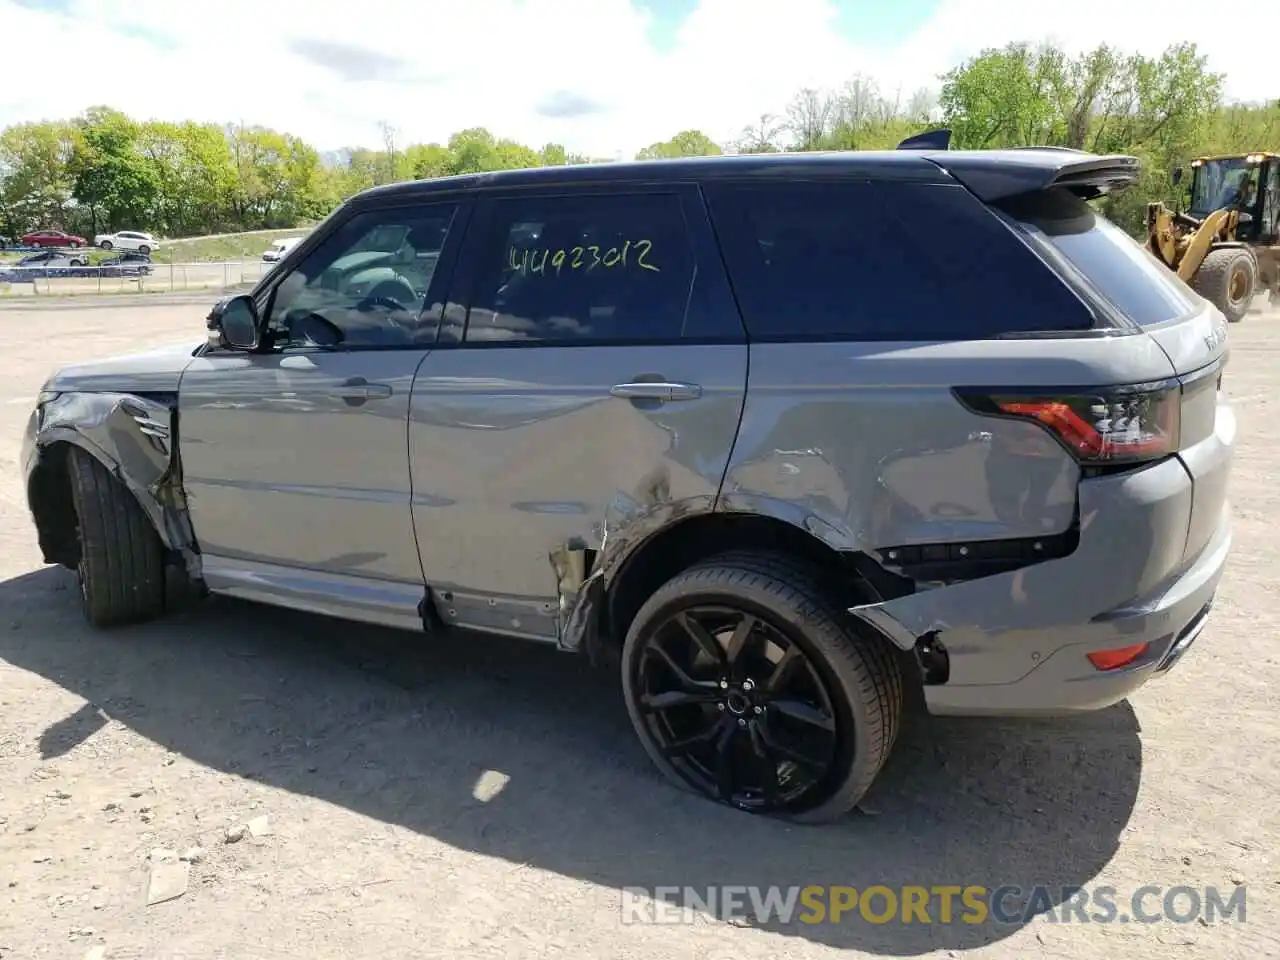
[897,128,951,151]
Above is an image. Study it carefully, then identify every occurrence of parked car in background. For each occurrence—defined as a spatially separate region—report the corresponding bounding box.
[17,249,87,268]
[97,251,154,276]
[0,250,87,282]
[21,229,88,248]
[262,237,302,262]
[94,231,159,254]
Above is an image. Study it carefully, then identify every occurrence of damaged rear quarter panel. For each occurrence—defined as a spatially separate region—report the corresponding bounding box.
[720,337,1176,554]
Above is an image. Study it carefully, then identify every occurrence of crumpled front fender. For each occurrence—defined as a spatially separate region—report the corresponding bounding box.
[27,391,199,576]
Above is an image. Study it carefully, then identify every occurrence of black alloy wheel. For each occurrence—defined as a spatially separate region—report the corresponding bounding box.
[622,553,903,822]
[634,604,840,811]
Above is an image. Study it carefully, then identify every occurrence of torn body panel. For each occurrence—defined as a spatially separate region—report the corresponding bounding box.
[555,493,718,657]
[847,457,1229,715]
[24,391,199,578]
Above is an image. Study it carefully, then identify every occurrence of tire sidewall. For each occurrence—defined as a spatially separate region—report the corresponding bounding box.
[1228,252,1256,305]
[621,567,873,819]
[1217,251,1257,321]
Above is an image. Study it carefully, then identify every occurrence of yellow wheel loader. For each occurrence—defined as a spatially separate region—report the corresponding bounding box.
[1146,152,1280,322]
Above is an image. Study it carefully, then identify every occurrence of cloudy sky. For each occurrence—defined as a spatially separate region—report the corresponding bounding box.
[1,0,1275,158]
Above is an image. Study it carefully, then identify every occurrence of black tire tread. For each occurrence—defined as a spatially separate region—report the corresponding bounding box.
[1192,247,1256,322]
[66,446,166,627]
[623,549,904,822]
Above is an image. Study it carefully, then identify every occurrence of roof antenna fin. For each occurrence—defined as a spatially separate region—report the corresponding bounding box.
[897,128,951,151]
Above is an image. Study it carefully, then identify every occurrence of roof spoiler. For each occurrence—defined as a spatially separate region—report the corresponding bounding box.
[1046,156,1142,197]
[897,128,951,151]
[918,151,1142,202]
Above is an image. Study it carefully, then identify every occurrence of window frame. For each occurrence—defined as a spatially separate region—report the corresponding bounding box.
[440,183,744,349]
[239,195,473,355]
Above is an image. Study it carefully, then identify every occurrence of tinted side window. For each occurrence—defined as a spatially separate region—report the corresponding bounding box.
[463,193,697,344]
[706,181,1095,340]
[995,188,1197,327]
[265,203,457,349]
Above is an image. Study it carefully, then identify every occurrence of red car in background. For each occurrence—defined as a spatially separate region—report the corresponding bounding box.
[21,229,88,248]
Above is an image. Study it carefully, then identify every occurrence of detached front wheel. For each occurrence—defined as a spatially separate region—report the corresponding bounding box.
[66,446,166,627]
[621,552,904,822]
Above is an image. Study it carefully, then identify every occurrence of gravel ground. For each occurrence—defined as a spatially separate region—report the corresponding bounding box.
[0,296,1277,960]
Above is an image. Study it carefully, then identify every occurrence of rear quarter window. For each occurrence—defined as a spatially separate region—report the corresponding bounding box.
[994,188,1198,327]
[703,180,1097,341]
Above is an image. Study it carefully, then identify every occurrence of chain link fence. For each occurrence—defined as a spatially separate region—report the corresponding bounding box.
[0,260,275,298]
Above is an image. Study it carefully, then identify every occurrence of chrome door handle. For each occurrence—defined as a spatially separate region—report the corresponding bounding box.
[610,381,702,402]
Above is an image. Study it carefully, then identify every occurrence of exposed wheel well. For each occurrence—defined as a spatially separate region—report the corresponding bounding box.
[604,511,915,652]
[27,441,80,568]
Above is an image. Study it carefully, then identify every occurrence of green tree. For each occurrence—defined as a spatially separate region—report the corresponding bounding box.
[938,42,1065,148]
[0,120,76,236]
[404,143,452,180]
[635,130,722,160]
[737,114,784,154]
[69,107,159,234]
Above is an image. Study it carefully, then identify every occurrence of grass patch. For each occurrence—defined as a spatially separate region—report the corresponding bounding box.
[153,228,313,264]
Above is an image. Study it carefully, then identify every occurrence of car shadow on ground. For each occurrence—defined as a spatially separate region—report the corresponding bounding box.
[0,566,1142,955]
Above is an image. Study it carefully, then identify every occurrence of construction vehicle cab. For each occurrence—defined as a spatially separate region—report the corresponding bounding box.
[1148,152,1280,321]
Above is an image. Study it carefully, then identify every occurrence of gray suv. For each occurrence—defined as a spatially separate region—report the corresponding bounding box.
[22,138,1234,822]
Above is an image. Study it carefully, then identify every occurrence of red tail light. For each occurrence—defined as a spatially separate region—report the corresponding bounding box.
[1087,642,1150,671]
[955,380,1181,465]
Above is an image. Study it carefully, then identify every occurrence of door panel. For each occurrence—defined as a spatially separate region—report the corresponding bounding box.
[408,185,748,641]
[179,349,424,583]
[177,199,470,613]
[409,344,747,639]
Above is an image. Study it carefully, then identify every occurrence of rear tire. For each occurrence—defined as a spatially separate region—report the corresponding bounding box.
[66,447,166,627]
[621,551,904,823]
[1192,248,1256,322]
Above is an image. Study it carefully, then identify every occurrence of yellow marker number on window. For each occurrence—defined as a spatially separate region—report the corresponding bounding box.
[504,238,660,276]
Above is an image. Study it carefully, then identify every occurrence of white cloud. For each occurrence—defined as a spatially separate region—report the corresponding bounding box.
[0,0,1275,159]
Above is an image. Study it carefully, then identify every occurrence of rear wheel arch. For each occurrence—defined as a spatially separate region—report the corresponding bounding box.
[602,511,915,658]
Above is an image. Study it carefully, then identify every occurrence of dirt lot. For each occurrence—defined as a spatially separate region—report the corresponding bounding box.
[0,297,1277,960]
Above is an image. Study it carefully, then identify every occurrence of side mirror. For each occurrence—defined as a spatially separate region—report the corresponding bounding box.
[1172,166,1183,185]
[207,295,260,350]
[1237,211,1253,224]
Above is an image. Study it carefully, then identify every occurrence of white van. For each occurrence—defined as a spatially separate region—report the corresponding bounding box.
[262,237,303,263]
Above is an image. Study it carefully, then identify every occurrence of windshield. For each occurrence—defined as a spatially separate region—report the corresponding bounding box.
[1189,158,1254,216]
[996,188,1198,327]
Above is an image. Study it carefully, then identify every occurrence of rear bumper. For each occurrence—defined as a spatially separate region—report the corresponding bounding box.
[852,454,1232,717]
[923,515,1228,716]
